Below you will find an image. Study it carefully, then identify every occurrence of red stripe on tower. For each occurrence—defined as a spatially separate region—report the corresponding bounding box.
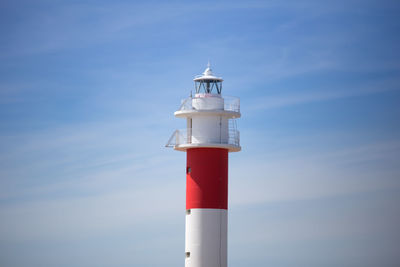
[186,148,228,210]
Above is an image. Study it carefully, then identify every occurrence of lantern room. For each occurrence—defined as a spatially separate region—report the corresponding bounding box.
[193,62,223,94]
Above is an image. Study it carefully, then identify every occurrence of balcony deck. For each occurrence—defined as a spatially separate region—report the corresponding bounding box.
[165,128,241,152]
[174,96,241,118]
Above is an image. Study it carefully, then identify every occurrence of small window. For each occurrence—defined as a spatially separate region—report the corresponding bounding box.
[187,167,191,173]
[185,252,190,258]
[186,209,191,215]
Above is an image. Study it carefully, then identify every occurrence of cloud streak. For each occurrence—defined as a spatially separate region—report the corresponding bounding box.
[247,77,400,111]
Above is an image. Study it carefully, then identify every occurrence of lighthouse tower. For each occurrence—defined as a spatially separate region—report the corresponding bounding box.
[166,64,241,267]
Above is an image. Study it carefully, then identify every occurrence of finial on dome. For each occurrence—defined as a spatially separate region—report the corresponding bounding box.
[203,61,213,76]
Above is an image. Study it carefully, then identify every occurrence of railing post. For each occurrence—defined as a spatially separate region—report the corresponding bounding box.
[187,128,192,144]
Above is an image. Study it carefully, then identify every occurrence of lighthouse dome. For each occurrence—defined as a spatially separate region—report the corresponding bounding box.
[194,63,223,82]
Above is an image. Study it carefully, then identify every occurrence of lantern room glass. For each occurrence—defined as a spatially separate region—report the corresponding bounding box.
[195,80,222,94]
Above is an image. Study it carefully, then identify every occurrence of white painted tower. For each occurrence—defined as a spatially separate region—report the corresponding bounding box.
[167,64,241,267]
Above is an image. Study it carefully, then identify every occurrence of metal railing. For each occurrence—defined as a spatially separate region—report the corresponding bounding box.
[223,96,240,113]
[166,128,240,148]
[178,95,240,113]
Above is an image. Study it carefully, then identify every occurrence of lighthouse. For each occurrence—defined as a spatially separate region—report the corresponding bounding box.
[166,63,241,267]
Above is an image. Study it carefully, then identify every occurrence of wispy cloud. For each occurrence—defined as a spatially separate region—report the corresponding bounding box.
[0,118,181,200]
[0,181,184,242]
[247,77,400,111]
[230,138,400,206]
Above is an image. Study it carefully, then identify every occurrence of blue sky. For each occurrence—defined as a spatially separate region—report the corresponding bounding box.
[0,0,399,266]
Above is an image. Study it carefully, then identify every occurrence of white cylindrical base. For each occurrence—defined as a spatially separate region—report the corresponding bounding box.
[185,209,227,267]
